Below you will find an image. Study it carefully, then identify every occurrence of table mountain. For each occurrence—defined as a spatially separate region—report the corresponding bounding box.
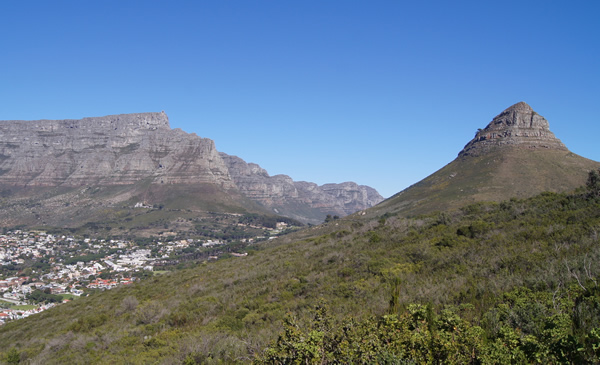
[0,112,382,227]
[0,112,233,187]
[367,102,599,218]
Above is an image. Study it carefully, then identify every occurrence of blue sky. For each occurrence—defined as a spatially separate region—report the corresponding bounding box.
[1,1,598,198]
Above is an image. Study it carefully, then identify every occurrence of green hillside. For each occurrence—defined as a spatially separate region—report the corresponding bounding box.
[0,182,279,238]
[2,174,600,363]
[367,147,600,220]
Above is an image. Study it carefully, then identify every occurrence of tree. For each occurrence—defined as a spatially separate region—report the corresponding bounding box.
[28,289,62,304]
[4,347,20,364]
[324,215,340,223]
[587,169,600,197]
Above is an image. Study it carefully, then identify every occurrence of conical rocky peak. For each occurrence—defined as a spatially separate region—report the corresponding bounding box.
[505,101,533,112]
[459,102,567,157]
[371,103,599,219]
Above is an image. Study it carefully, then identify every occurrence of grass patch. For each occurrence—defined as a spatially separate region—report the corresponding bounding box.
[11,305,37,310]
[59,294,78,301]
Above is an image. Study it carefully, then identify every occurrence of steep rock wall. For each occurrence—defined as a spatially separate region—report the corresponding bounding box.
[0,112,234,188]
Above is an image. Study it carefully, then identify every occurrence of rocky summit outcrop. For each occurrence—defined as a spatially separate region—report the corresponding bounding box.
[459,102,567,157]
[459,102,567,156]
[0,112,234,188]
[221,153,384,224]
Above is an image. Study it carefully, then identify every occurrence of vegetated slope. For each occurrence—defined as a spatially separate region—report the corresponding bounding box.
[1,182,264,223]
[366,102,600,219]
[2,179,600,363]
[371,148,598,219]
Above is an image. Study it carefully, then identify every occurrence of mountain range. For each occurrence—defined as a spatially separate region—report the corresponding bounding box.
[0,112,383,228]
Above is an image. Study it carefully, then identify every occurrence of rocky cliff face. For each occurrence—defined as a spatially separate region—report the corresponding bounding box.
[0,112,234,188]
[459,102,567,157]
[221,153,384,223]
[0,112,383,226]
[321,182,384,212]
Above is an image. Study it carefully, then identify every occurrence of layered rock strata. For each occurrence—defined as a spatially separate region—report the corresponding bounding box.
[459,102,567,157]
[0,112,234,188]
[368,101,598,220]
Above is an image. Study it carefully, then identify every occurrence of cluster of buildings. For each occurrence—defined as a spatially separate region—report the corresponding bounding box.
[0,221,288,325]
[0,302,57,322]
[0,231,161,325]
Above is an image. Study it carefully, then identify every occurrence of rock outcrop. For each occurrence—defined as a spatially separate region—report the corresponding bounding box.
[459,102,567,157]
[221,153,384,223]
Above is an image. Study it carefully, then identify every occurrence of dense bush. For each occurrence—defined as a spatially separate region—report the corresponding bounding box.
[27,289,62,304]
[259,283,600,364]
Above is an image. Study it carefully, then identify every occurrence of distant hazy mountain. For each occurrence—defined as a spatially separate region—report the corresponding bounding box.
[0,112,382,228]
[220,153,383,224]
[367,102,600,218]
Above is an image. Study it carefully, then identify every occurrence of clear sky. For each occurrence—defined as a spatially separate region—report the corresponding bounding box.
[1,1,598,198]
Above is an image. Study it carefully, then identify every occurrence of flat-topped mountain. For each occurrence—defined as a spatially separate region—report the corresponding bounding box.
[0,112,382,228]
[0,112,233,187]
[368,102,599,218]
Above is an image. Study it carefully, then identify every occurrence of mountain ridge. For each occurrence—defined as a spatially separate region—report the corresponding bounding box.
[0,112,382,227]
[1,102,600,363]
[221,152,383,223]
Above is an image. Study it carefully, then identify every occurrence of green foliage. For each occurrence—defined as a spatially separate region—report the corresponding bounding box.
[259,302,333,364]
[27,289,62,304]
[3,347,20,364]
[239,213,302,229]
[456,219,493,238]
[260,287,600,364]
[587,168,600,198]
[68,313,108,332]
[257,303,485,364]
[63,250,118,265]
[324,214,340,223]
